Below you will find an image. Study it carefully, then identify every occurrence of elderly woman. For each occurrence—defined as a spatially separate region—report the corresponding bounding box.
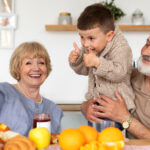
[81,36,150,139]
[0,42,63,136]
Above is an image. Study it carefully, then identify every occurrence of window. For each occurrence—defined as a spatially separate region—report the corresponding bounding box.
[0,0,16,49]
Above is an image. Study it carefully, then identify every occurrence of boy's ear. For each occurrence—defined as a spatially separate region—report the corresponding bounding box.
[106,31,114,42]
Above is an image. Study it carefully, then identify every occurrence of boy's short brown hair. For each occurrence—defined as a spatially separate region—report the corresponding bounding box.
[77,3,115,34]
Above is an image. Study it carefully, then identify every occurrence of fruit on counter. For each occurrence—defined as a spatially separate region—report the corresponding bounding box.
[59,128,85,150]
[29,127,50,150]
[4,135,36,150]
[80,140,124,150]
[103,141,124,150]
[50,133,59,144]
[80,141,106,150]
[98,127,124,142]
[0,123,10,132]
[59,126,125,150]
[98,127,125,150]
[77,125,98,144]
[0,138,5,150]
[80,127,125,150]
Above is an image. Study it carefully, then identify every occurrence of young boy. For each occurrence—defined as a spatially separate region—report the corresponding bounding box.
[68,3,135,129]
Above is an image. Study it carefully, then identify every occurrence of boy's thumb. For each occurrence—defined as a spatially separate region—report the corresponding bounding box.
[88,48,94,54]
[73,42,80,53]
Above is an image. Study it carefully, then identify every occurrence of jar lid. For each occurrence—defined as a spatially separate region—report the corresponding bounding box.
[59,12,71,16]
[34,113,50,120]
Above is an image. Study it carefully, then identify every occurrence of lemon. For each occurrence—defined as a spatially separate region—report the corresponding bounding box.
[29,127,50,149]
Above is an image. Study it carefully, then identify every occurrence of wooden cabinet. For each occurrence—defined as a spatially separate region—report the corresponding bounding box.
[45,24,150,31]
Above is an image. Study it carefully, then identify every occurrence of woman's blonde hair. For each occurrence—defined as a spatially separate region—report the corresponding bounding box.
[10,41,52,81]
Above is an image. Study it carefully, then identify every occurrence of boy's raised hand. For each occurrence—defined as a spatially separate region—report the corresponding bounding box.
[69,42,80,63]
[83,48,100,68]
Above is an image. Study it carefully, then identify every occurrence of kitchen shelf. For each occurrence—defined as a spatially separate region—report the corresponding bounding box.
[45,24,77,31]
[45,24,150,31]
[58,104,81,111]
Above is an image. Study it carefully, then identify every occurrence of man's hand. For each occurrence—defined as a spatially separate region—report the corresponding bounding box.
[68,42,80,63]
[93,92,130,123]
[83,48,100,68]
[81,98,104,123]
[81,92,130,123]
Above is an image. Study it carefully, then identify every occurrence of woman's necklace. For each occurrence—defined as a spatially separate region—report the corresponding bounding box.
[17,83,43,104]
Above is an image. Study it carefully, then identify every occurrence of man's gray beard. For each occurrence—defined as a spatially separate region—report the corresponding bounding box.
[137,56,150,76]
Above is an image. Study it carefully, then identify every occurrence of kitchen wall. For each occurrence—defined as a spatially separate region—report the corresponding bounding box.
[0,0,150,129]
[0,0,149,104]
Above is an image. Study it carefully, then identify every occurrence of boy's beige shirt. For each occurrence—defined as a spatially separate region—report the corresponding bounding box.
[70,26,135,112]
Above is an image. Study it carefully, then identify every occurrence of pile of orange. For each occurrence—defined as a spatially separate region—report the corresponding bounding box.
[59,125,125,150]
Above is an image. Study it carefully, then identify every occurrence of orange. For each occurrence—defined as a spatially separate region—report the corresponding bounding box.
[0,123,10,132]
[80,141,106,150]
[98,127,124,143]
[98,127,124,150]
[104,141,125,150]
[59,128,85,150]
[77,125,98,144]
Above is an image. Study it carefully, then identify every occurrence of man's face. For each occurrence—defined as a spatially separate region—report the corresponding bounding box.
[137,37,150,76]
[141,37,150,65]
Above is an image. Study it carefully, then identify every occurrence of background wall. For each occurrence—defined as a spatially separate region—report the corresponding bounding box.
[0,0,149,104]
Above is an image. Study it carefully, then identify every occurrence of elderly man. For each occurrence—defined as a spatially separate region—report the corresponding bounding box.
[81,36,150,139]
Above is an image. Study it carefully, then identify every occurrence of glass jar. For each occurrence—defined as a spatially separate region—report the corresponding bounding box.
[132,9,145,25]
[58,12,72,25]
[33,113,51,133]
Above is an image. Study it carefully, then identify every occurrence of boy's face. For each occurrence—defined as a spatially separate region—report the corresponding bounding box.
[78,27,114,54]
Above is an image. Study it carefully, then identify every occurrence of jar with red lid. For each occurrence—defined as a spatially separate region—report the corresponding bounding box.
[33,113,51,133]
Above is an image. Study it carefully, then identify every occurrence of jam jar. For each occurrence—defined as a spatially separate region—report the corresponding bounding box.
[33,113,51,133]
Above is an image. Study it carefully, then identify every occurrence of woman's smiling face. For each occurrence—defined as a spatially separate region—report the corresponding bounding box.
[19,55,47,88]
